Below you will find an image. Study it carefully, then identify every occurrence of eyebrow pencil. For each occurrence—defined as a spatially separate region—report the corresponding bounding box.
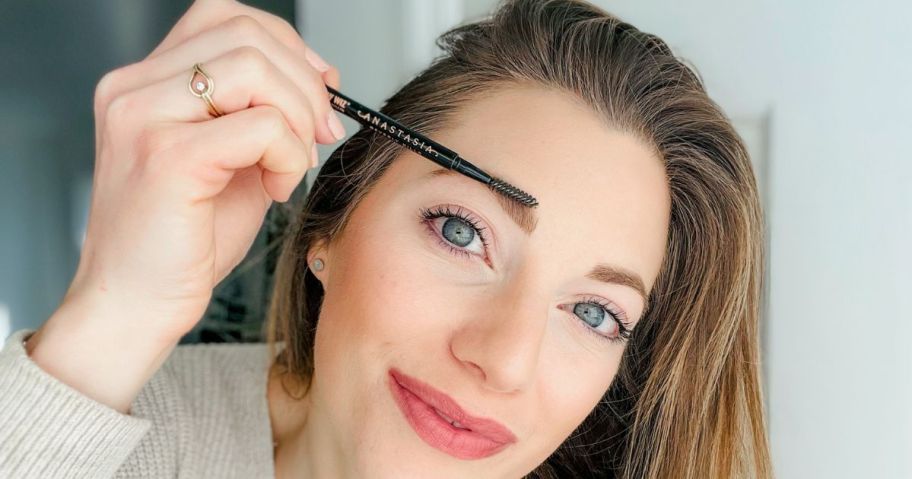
[325,86,539,208]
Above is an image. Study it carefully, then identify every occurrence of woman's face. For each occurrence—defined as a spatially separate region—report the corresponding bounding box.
[304,84,670,477]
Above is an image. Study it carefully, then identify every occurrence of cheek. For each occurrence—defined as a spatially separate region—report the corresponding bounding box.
[317,218,459,364]
[537,339,621,442]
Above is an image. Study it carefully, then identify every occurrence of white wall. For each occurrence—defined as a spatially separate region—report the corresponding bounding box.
[573,2,912,476]
[296,1,912,476]
[763,3,912,476]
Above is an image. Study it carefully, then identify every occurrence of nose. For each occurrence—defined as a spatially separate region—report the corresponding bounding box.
[449,277,548,394]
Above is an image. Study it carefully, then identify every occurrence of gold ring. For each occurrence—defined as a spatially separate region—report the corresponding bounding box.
[188,62,224,118]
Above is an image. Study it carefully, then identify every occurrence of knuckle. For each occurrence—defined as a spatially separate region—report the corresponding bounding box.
[104,92,133,127]
[231,45,271,80]
[221,14,272,50]
[266,12,299,41]
[94,69,122,114]
[302,68,328,99]
[226,14,265,38]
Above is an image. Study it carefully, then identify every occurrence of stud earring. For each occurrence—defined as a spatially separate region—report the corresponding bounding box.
[311,258,325,271]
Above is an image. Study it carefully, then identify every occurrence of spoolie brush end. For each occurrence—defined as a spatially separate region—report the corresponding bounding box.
[488,177,539,208]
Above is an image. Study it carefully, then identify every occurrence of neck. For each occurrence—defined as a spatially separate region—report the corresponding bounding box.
[268,362,353,479]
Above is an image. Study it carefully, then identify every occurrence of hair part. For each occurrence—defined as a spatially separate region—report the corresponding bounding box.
[265,0,772,477]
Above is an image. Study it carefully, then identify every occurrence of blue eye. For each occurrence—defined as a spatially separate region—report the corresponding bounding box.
[418,205,492,262]
[562,296,632,345]
[442,216,475,247]
[575,302,606,327]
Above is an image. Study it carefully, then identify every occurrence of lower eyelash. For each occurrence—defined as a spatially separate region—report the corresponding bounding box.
[580,320,630,345]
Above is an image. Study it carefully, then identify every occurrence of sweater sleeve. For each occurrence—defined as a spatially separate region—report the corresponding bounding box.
[0,328,153,479]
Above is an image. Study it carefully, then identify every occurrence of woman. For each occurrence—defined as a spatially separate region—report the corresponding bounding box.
[0,0,772,477]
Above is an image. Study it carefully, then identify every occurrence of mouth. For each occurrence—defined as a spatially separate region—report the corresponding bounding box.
[387,368,517,460]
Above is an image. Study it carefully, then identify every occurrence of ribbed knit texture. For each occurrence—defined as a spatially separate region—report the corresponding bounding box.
[0,328,280,478]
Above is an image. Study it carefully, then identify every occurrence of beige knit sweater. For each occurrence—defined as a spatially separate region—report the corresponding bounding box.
[0,328,280,478]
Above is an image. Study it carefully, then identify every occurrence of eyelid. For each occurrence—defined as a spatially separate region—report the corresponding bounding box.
[580,295,630,325]
[426,205,492,247]
[561,295,633,343]
[418,203,497,266]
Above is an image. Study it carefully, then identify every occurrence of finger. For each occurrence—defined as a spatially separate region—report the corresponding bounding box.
[114,46,320,164]
[158,105,312,203]
[104,15,342,145]
[321,64,341,91]
[148,0,331,76]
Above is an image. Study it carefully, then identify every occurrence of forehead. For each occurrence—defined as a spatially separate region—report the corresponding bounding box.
[386,84,671,292]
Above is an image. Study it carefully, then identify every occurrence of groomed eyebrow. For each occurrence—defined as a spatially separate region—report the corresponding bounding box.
[587,264,650,305]
[424,167,650,305]
[425,168,538,235]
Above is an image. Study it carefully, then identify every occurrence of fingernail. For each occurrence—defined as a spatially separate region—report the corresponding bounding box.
[306,51,331,72]
[327,112,346,141]
[311,143,319,167]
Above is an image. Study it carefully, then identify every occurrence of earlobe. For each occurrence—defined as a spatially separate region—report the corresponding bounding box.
[307,239,330,279]
[310,257,325,272]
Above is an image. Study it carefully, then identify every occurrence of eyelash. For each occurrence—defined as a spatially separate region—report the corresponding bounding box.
[573,296,633,345]
[418,205,493,263]
[417,205,634,345]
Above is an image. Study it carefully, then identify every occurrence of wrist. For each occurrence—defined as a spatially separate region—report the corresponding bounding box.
[27,291,183,414]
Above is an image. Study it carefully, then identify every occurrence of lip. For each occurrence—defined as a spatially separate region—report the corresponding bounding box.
[388,368,517,460]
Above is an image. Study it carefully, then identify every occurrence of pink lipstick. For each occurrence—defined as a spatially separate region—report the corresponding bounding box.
[388,368,517,460]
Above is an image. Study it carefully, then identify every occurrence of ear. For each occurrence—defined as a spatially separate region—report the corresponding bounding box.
[307,238,331,282]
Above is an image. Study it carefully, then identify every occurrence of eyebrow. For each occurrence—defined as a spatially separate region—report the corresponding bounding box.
[424,168,651,305]
[587,264,650,305]
[425,168,538,235]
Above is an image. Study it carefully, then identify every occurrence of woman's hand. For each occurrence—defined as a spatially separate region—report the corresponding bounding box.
[80,0,343,337]
[27,0,342,413]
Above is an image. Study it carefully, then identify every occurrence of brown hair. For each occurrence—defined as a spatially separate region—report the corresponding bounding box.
[264,0,772,477]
